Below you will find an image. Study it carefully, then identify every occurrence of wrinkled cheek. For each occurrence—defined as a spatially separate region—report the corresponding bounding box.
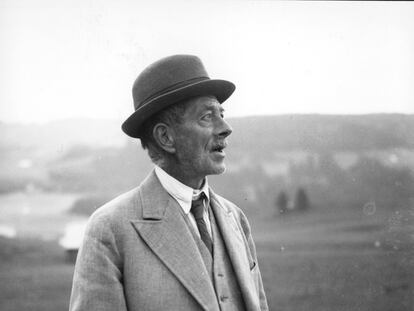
[177,146,202,167]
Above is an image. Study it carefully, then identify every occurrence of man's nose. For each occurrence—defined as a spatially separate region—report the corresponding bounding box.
[217,118,233,138]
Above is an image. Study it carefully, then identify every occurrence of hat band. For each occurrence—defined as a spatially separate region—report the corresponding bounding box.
[137,76,209,110]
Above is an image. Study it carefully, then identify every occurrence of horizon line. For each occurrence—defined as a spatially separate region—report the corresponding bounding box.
[1,112,413,126]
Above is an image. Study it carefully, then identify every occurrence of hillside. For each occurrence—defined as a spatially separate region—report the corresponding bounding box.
[1,114,414,215]
[1,114,414,152]
[230,114,414,155]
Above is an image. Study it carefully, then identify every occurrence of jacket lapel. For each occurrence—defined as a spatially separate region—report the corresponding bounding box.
[209,190,261,311]
[130,171,219,311]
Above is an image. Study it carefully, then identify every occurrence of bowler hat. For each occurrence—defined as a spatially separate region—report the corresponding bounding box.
[122,55,235,138]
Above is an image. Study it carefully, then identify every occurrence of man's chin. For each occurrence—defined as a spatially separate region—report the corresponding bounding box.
[208,163,226,176]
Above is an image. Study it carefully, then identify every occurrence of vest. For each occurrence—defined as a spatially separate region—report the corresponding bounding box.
[184,202,246,311]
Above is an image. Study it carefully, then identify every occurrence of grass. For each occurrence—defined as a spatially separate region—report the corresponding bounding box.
[259,248,413,311]
[0,193,413,311]
[0,238,74,311]
[252,207,414,311]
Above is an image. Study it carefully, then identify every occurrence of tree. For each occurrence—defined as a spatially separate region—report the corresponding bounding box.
[276,191,289,215]
[294,187,310,211]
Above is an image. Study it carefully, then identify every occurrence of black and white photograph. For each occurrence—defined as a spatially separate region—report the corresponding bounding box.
[0,1,413,310]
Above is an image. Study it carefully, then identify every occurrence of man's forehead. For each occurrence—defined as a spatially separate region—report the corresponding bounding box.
[188,96,222,110]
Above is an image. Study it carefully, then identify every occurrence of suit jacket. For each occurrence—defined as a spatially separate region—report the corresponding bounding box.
[69,170,268,311]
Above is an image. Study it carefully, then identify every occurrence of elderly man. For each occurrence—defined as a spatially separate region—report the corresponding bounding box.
[69,55,268,311]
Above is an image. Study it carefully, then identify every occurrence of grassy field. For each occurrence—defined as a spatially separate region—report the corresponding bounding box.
[253,208,414,311]
[0,193,413,311]
[0,238,74,311]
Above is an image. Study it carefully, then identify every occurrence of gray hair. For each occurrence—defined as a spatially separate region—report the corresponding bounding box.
[139,100,189,165]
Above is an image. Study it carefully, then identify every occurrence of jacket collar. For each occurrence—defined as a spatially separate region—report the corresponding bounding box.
[131,170,219,311]
[132,170,260,311]
[209,190,261,311]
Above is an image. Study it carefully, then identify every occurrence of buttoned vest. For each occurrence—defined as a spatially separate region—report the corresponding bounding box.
[184,202,246,311]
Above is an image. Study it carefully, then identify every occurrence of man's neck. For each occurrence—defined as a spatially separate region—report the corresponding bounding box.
[159,165,204,190]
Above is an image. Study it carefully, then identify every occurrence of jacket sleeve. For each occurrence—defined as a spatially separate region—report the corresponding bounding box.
[69,212,127,311]
[239,210,269,311]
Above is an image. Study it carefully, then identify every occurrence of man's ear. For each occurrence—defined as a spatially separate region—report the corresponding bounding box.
[152,123,176,154]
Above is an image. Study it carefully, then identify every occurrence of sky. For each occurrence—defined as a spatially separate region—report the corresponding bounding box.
[1,0,413,124]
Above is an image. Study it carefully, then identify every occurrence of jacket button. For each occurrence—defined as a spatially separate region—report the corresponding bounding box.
[220,295,228,302]
[217,273,224,277]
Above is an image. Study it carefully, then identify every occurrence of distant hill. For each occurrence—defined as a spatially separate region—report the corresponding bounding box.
[0,118,126,152]
[229,114,414,156]
[1,114,414,213]
[1,114,413,153]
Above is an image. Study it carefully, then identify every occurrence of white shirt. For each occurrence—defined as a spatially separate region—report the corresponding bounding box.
[154,166,212,237]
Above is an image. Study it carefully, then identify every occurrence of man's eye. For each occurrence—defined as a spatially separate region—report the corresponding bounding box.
[201,113,212,121]
[220,109,225,119]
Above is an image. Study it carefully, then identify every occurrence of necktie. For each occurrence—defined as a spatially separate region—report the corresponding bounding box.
[191,193,213,255]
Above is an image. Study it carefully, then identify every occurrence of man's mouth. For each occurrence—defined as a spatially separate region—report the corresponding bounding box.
[211,142,227,154]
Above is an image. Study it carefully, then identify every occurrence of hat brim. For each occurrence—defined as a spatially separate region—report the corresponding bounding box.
[122,79,235,138]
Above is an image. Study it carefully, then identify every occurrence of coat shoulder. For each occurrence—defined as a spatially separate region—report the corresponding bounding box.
[93,187,141,219]
[84,186,143,237]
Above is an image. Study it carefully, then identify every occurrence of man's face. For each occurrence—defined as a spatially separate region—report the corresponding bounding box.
[172,96,233,182]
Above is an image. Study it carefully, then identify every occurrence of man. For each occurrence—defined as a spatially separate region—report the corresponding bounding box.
[69,55,268,311]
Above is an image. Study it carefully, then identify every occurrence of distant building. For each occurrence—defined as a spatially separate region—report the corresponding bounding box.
[59,220,88,263]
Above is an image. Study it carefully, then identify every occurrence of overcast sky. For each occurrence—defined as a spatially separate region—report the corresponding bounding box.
[1,0,413,124]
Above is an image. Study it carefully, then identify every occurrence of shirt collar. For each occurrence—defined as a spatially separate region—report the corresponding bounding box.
[154,166,210,215]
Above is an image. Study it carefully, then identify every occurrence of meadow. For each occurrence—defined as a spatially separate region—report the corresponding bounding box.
[0,192,412,311]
